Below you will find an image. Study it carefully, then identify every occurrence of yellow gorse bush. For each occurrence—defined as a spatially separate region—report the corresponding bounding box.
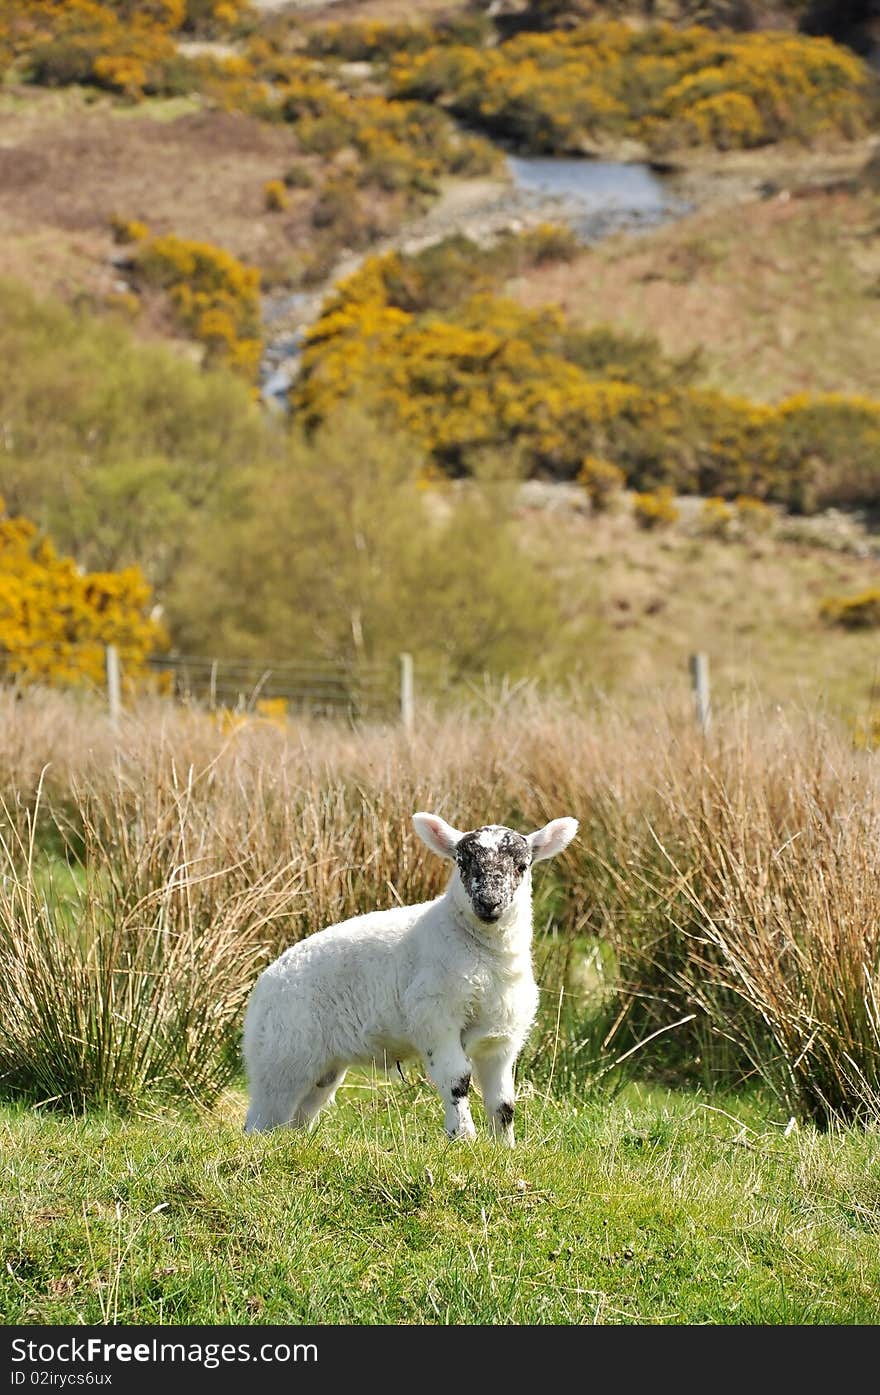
[633,486,680,529]
[578,455,626,510]
[0,0,250,95]
[293,253,880,510]
[0,503,166,686]
[391,23,870,152]
[697,495,734,536]
[820,589,880,629]
[263,178,288,212]
[3,10,863,158]
[735,494,775,534]
[2,0,179,96]
[279,71,497,195]
[124,225,262,379]
[111,215,150,244]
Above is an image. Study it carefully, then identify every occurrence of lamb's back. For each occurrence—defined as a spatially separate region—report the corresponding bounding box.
[261,897,442,989]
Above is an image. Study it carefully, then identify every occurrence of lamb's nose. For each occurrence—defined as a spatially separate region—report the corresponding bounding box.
[475,897,502,921]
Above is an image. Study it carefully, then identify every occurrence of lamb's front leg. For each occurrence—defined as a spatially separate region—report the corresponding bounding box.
[424,1038,476,1141]
[472,1042,518,1147]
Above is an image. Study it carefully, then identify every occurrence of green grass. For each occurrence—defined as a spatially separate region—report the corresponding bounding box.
[4,1080,880,1325]
[0,87,203,123]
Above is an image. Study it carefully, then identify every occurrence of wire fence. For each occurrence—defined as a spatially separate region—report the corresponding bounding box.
[0,643,714,730]
[147,652,406,722]
[0,644,415,727]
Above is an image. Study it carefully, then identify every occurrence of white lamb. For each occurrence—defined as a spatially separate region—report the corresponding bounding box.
[242,811,577,1145]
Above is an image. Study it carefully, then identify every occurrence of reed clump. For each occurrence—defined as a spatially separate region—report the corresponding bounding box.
[2,688,880,1126]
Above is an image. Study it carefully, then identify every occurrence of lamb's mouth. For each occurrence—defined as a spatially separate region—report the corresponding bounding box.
[474,906,503,923]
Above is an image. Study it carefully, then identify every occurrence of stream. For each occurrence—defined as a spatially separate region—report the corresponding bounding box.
[506,154,687,240]
[259,155,690,407]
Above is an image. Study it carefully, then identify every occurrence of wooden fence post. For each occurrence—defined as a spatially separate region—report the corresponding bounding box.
[399,652,414,735]
[105,644,121,726]
[689,652,710,734]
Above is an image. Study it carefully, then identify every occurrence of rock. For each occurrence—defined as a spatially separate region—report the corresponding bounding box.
[176,40,238,61]
[576,137,650,164]
[337,62,374,81]
[516,480,590,515]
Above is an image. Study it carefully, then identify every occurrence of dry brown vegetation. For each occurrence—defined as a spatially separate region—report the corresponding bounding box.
[518,495,880,716]
[513,178,880,402]
[0,86,410,312]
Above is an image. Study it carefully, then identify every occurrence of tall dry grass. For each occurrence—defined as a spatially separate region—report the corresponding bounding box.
[2,687,880,1123]
[639,720,880,1126]
[0,768,299,1111]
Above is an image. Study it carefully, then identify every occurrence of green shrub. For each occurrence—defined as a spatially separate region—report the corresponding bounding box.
[562,324,704,390]
[26,39,95,87]
[168,409,563,682]
[0,277,270,587]
[283,163,315,189]
[518,221,581,265]
[304,20,443,62]
[775,394,880,511]
[303,17,490,63]
[311,176,379,248]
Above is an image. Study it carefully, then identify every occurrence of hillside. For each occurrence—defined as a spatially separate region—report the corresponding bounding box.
[512,176,880,402]
[1,2,880,716]
[0,87,334,307]
[515,490,880,715]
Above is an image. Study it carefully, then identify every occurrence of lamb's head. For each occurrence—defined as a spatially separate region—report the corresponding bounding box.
[413,812,578,927]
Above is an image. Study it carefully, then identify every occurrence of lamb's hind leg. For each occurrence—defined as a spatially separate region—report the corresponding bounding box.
[245,1083,305,1134]
[245,1062,316,1134]
[291,1067,347,1129]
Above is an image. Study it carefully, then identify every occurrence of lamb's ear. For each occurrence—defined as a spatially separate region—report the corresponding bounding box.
[528,817,578,863]
[413,812,464,860]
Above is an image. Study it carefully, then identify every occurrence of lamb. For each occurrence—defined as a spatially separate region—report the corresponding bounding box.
[242,810,577,1145]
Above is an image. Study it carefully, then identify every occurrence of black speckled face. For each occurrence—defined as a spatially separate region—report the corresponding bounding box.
[455,825,531,923]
